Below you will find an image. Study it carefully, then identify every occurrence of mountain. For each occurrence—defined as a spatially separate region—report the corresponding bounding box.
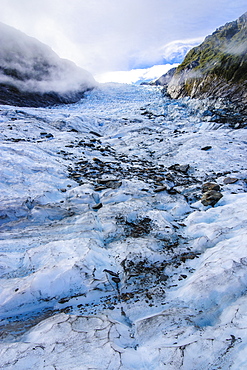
[161,12,247,117]
[149,66,176,86]
[0,23,96,107]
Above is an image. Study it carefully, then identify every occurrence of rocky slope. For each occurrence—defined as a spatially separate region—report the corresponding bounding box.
[149,67,176,87]
[162,12,247,120]
[0,22,96,107]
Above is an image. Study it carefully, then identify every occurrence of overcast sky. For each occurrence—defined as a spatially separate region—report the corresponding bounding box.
[0,0,246,75]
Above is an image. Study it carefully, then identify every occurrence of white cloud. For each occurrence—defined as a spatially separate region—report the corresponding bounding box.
[0,22,96,94]
[95,64,179,84]
[0,0,246,75]
[160,38,204,61]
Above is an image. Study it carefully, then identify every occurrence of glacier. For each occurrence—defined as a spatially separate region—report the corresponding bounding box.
[0,82,246,369]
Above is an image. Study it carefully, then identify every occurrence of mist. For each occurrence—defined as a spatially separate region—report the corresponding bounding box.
[0,0,246,76]
[0,22,96,96]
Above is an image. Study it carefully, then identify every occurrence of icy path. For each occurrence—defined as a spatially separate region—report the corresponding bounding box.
[0,83,246,369]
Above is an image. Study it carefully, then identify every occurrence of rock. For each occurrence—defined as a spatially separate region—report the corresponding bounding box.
[223,177,239,184]
[201,190,223,206]
[178,164,190,173]
[94,186,108,191]
[167,188,178,194]
[202,182,221,193]
[103,269,119,277]
[89,131,101,137]
[45,133,54,139]
[201,146,212,151]
[159,274,169,282]
[178,274,188,280]
[169,164,190,173]
[92,203,103,210]
[154,186,167,193]
[97,179,122,189]
[107,181,122,189]
[112,277,121,284]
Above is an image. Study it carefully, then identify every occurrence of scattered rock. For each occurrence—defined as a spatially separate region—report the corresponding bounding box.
[201,146,212,151]
[201,190,223,206]
[201,181,222,207]
[45,133,54,139]
[167,188,178,195]
[202,182,221,193]
[178,274,188,280]
[89,131,101,137]
[97,179,115,184]
[105,181,122,189]
[103,269,119,277]
[116,216,153,238]
[11,138,24,142]
[92,203,103,210]
[112,277,121,284]
[93,157,102,163]
[58,297,70,304]
[169,164,190,173]
[94,186,108,191]
[154,185,167,193]
[159,274,169,282]
[96,179,122,189]
[223,177,238,184]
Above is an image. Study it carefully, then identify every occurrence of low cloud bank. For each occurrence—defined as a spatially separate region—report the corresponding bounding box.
[0,22,96,106]
[96,64,179,84]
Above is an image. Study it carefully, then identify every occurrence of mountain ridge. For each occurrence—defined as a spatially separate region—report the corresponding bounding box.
[158,12,247,119]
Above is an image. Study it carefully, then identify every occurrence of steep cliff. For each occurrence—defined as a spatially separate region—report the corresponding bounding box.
[166,12,247,115]
[0,23,96,107]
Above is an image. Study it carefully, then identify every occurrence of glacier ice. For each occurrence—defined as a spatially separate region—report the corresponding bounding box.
[0,83,246,369]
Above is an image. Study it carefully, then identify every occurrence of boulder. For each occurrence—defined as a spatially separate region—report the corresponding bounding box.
[201,190,223,206]
[223,177,239,184]
[202,182,221,193]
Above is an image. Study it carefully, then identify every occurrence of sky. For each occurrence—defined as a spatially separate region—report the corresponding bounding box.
[0,0,246,81]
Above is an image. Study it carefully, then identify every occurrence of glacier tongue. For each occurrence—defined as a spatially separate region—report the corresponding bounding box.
[0,83,246,369]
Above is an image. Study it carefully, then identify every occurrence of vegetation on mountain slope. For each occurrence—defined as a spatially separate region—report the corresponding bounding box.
[166,12,247,114]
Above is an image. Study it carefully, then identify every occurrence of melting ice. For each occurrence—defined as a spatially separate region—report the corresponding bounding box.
[0,83,246,369]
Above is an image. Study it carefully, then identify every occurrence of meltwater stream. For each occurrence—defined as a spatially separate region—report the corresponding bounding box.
[0,83,247,369]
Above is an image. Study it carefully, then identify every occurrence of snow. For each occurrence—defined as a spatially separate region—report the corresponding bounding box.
[0,83,246,368]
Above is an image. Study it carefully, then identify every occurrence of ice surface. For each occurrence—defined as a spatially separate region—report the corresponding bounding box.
[0,83,246,368]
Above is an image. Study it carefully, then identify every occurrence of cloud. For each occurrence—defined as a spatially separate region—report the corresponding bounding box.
[159,38,205,62]
[0,0,246,75]
[95,64,179,84]
[0,22,96,94]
